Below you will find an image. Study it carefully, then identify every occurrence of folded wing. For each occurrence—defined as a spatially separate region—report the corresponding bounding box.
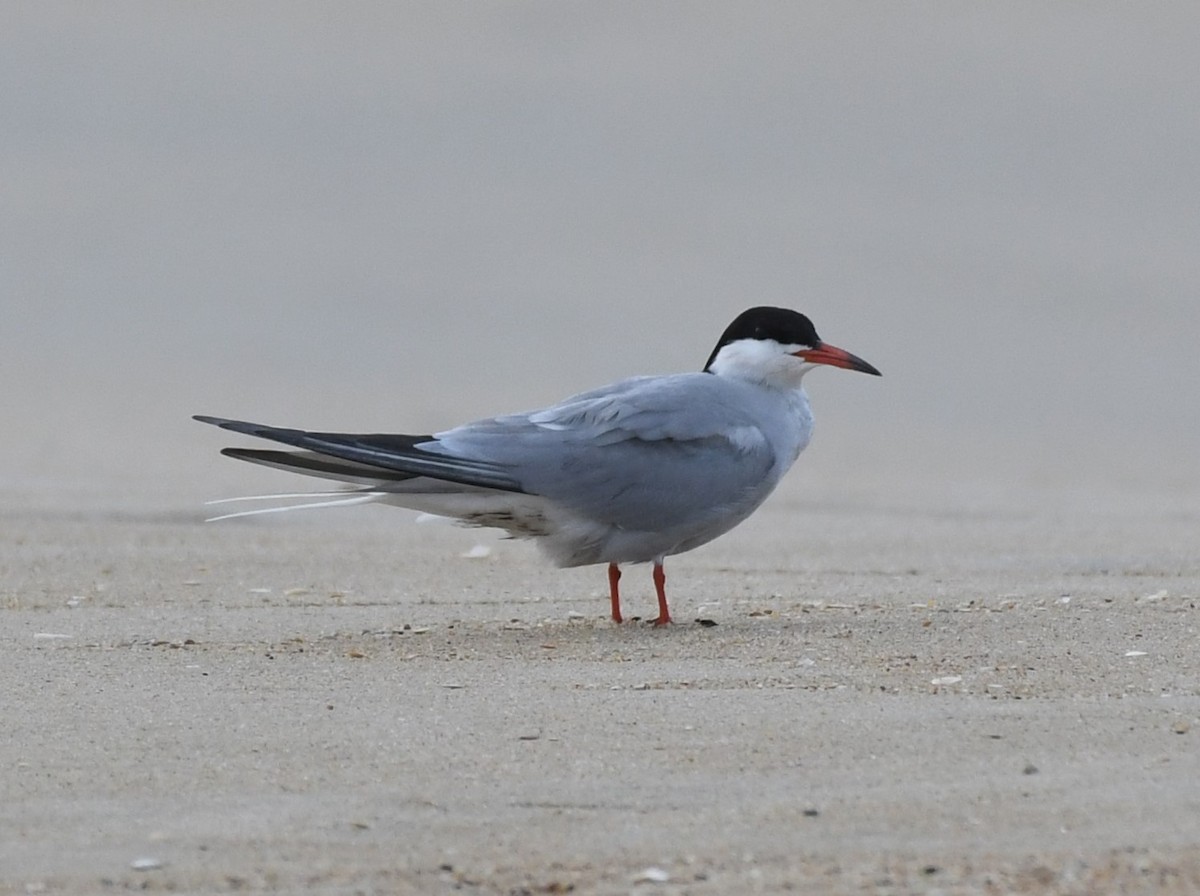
[192,415,525,492]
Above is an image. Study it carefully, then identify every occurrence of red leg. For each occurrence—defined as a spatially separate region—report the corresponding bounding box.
[607,563,623,623]
[651,560,671,626]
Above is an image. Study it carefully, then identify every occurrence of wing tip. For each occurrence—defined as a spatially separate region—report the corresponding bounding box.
[194,414,240,429]
[194,415,290,440]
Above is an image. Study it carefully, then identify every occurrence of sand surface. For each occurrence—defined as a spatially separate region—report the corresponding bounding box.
[6,476,1199,894]
[4,6,1200,894]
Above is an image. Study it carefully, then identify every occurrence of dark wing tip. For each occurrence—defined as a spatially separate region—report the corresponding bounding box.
[193,415,301,441]
[194,414,245,429]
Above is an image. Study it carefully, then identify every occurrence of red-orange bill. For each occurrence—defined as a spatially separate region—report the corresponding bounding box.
[794,342,881,376]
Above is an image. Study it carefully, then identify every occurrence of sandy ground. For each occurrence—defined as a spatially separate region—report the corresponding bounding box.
[4,468,1199,894]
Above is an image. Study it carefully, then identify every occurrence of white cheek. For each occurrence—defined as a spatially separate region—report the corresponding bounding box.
[764,353,811,387]
[708,339,812,388]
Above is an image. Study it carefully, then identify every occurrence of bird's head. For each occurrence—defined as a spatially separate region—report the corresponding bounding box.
[703,307,881,389]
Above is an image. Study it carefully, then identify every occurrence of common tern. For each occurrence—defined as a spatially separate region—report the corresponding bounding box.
[195,306,880,625]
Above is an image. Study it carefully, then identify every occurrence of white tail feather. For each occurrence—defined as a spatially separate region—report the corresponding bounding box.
[205,491,360,505]
[205,492,384,522]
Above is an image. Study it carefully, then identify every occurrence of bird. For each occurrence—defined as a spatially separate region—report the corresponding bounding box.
[195,306,880,625]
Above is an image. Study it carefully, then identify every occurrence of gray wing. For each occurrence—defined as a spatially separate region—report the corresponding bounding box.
[196,373,779,532]
[433,374,780,530]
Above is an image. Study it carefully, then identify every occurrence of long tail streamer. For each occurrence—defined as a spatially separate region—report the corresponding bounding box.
[204,491,384,522]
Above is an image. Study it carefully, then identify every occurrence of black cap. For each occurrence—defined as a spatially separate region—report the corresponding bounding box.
[703,307,820,371]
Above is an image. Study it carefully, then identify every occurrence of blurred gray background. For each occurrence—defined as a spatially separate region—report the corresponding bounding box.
[4,4,1197,514]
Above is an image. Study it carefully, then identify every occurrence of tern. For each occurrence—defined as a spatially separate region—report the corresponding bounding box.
[195,306,880,625]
